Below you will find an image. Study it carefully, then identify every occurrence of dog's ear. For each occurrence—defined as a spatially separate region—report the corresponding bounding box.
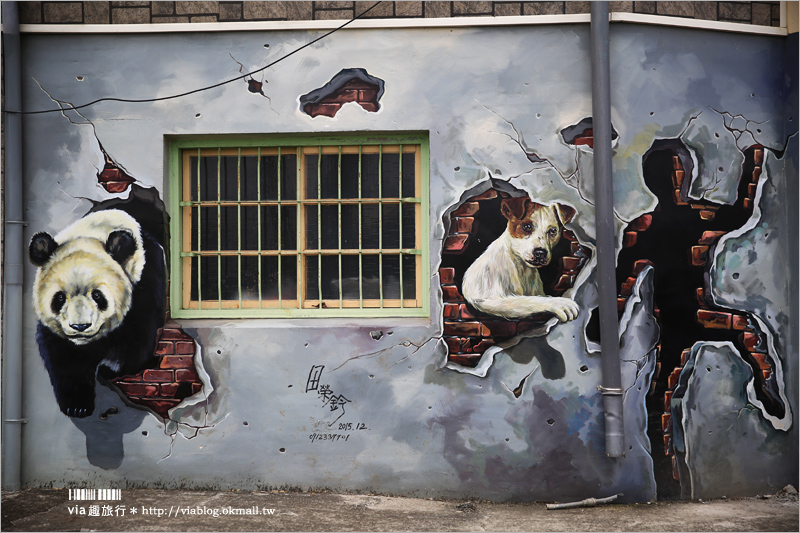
[500,197,531,221]
[554,204,576,226]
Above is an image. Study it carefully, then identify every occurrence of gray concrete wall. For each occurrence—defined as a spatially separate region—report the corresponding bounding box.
[14,21,798,501]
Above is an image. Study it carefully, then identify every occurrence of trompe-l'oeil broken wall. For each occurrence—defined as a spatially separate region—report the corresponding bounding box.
[17,21,798,501]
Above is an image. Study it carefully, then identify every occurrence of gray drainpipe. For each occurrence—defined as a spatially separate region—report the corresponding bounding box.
[590,2,624,457]
[2,1,26,490]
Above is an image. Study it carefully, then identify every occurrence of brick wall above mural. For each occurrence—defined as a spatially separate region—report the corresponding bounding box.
[18,1,783,26]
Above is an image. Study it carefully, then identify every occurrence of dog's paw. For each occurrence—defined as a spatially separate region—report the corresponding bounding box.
[549,297,580,322]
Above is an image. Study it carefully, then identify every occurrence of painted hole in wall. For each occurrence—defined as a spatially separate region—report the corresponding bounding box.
[440,181,590,368]
[613,141,784,499]
[299,68,384,118]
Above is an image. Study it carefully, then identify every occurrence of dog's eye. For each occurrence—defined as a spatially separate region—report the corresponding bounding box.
[521,223,533,234]
[547,227,559,238]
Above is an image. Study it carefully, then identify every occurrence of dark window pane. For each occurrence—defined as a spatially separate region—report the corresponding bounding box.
[360,255,381,299]
[261,154,297,200]
[191,255,220,301]
[402,153,416,198]
[402,203,416,249]
[402,254,417,298]
[339,255,360,300]
[198,156,219,201]
[381,255,401,300]
[361,154,380,198]
[220,156,239,201]
[340,154,360,199]
[304,153,340,200]
[381,204,400,249]
[241,255,260,300]
[381,153,400,198]
[189,156,198,202]
[219,206,239,250]
[220,256,239,300]
[240,156,259,201]
[361,204,380,249]
[340,205,360,249]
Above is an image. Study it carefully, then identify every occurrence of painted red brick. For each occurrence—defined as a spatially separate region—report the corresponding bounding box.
[697,309,732,329]
[753,148,764,165]
[304,103,341,118]
[444,337,464,353]
[192,383,204,395]
[552,274,575,291]
[160,328,194,342]
[451,202,479,217]
[118,375,144,382]
[750,352,771,370]
[439,267,455,284]
[320,88,359,104]
[160,383,180,396]
[743,198,752,210]
[752,167,762,182]
[698,230,727,245]
[623,231,638,247]
[176,368,200,382]
[741,331,763,351]
[672,456,680,480]
[617,297,627,313]
[175,341,195,355]
[672,169,685,188]
[480,321,517,337]
[672,190,688,206]
[662,412,671,432]
[621,277,636,296]
[664,390,674,411]
[561,257,581,271]
[156,341,175,355]
[632,259,654,276]
[696,288,708,308]
[358,88,378,102]
[470,189,498,201]
[142,369,175,382]
[458,304,475,320]
[465,339,495,354]
[732,315,750,331]
[453,217,476,234]
[748,183,758,197]
[628,214,652,232]
[443,234,469,253]
[562,230,576,241]
[663,433,673,456]
[667,366,682,389]
[699,210,716,221]
[441,285,464,302]
[116,383,160,397]
[160,355,194,369]
[690,245,709,266]
[443,303,460,320]
[654,361,661,379]
[358,102,379,113]
[762,369,772,381]
[444,321,482,336]
[672,155,683,170]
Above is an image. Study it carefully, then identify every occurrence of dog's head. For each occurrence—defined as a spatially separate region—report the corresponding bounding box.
[500,197,576,268]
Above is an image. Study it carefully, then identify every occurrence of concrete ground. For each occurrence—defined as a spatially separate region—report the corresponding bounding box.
[2,487,798,532]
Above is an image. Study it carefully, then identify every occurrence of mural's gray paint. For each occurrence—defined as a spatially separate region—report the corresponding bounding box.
[17,23,797,501]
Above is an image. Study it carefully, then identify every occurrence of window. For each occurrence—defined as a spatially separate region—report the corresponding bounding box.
[169,133,429,318]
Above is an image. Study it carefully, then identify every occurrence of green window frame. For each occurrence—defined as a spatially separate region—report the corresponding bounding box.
[168,133,430,318]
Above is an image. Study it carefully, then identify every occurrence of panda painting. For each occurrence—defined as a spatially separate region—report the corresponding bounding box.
[29,206,165,418]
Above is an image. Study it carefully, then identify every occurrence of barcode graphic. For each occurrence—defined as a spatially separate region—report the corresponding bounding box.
[68,489,121,501]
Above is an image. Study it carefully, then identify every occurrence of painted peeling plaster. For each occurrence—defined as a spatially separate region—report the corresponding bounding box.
[17,23,797,500]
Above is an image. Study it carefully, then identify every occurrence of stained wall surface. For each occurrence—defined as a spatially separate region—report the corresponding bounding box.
[15,21,798,502]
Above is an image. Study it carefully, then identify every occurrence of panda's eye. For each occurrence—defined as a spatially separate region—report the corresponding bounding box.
[50,291,67,314]
[521,223,533,234]
[91,289,108,311]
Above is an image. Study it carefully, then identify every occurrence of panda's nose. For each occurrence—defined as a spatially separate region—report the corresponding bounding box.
[70,323,92,332]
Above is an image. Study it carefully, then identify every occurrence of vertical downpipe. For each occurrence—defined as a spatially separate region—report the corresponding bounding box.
[2,1,26,489]
[590,2,624,457]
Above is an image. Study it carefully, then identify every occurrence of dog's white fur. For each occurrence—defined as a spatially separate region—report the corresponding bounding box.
[461,197,580,322]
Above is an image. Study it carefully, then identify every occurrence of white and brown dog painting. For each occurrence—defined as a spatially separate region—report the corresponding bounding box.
[462,197,580,322]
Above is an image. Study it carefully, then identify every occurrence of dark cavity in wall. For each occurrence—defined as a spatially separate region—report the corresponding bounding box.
[299,68,384,118]
[560,117,618,149]
[439,180,590,368]
[614,141,780,499]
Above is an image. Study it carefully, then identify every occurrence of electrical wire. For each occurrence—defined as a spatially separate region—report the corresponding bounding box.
[6,1,382,115]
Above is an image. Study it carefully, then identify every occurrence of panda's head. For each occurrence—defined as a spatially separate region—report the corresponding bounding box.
[30,230,137,345]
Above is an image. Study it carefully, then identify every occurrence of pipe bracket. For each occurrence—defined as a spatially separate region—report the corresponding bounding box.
[596,385,624,395]
[4,419,28,424]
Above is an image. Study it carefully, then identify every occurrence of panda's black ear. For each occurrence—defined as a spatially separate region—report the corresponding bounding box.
[29,233,59,267]
[105,230,137,265]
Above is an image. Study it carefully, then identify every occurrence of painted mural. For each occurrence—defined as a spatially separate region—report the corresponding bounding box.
[16,20,797,502]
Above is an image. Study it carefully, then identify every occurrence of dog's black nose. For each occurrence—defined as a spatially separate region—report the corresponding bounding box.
[532,248,549,265]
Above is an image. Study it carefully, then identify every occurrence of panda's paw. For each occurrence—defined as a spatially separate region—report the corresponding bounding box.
[64,406,93,418]
[60,397,95,418]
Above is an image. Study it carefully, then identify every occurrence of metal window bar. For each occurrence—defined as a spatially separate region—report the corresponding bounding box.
[316,146,323,306]
[398,145,404,308]
[378,144,384,307]
[257,147,263,308]
[237,148,243,309]
[337,146,343,308]
[277,147,282,307]
[196,148,203,308]
[296,148,303,310]
[216,148,222,309]
[358,146,363,308]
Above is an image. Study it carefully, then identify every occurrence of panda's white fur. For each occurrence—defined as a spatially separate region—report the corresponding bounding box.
[32,210,145,345]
